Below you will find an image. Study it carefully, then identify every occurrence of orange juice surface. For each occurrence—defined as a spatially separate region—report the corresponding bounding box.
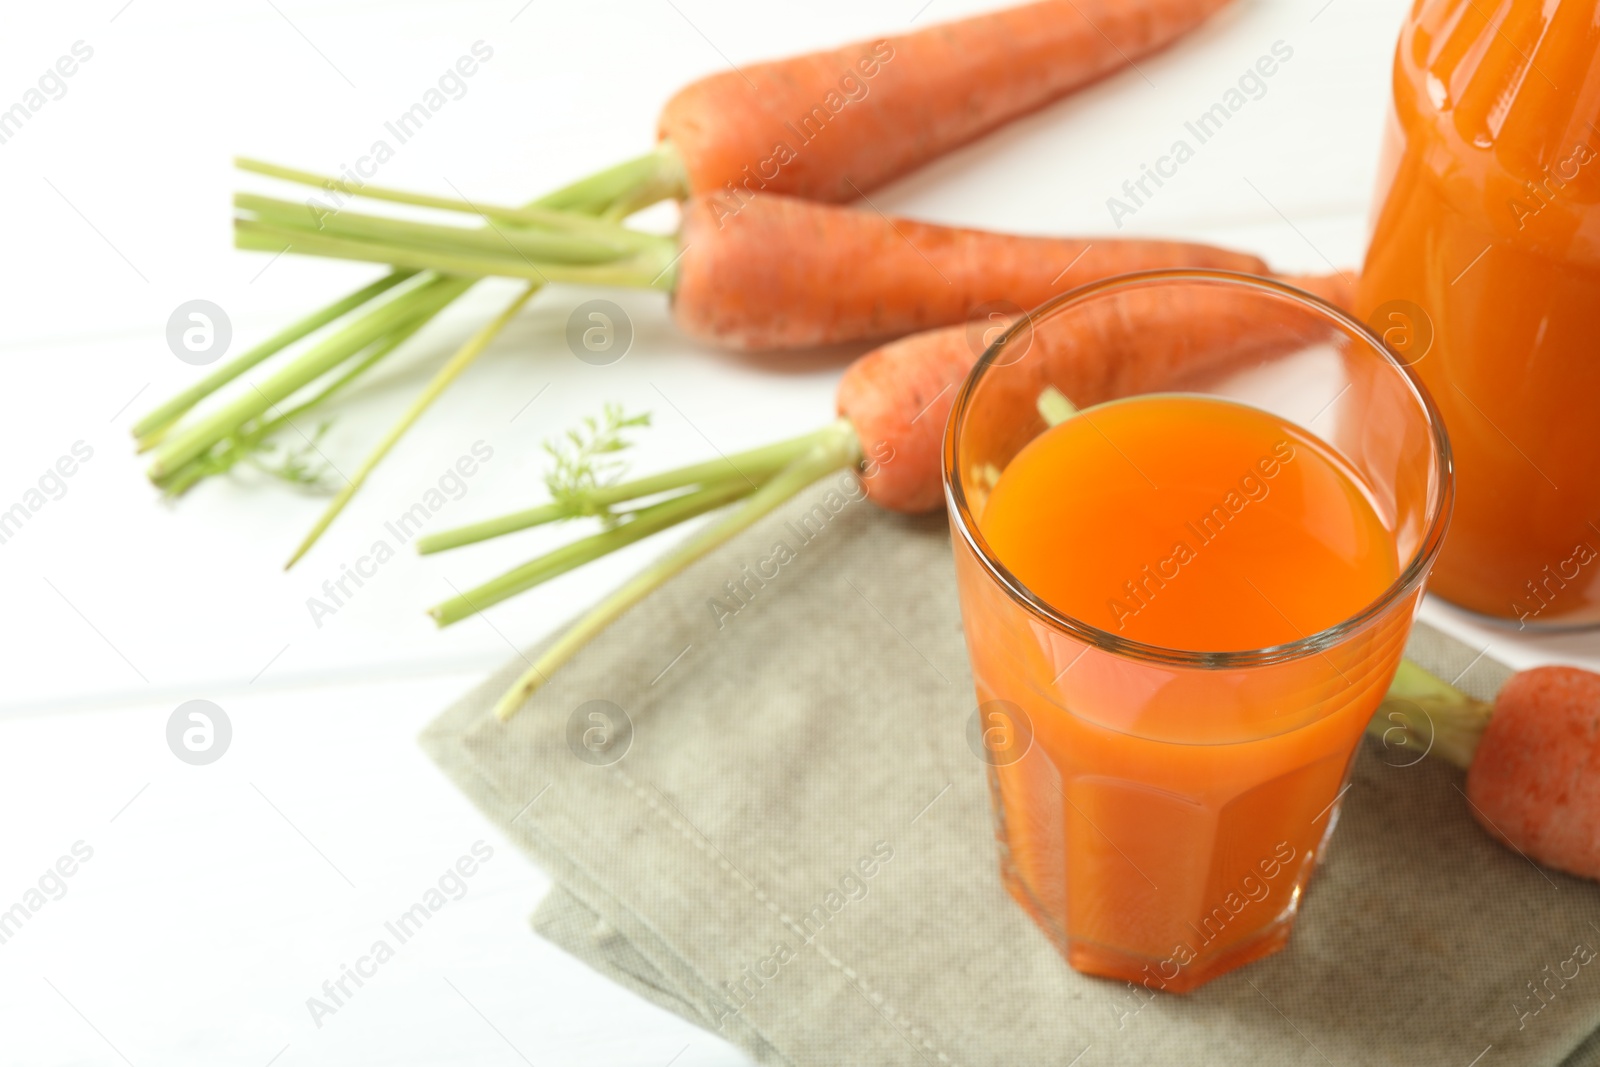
[983,395,1397,654]
[1358,0,1600,624]
[966,394,1403,991]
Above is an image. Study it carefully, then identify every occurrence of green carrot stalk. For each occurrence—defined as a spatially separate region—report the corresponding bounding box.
[158,311,437,496]
[1365,659,1494,770]
[530,145,687,218]
[493,419,861,721]
[472,390,1063,718]
[146,275,472,485]
[236,148,685,227]
[137,148,681,498]
[1036,384,1078,426]
[132,271,416,446]
[285,282,541,568]
[415,426,837,554]
[430,477,759,626]
[248,311,437,440]
[234,219,677,291]
[235,193,664,262]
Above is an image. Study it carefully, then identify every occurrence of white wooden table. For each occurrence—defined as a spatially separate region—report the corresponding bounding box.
[4,1,1593,1063]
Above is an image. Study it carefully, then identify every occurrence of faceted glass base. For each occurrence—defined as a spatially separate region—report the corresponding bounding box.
[1000,854,1298,994]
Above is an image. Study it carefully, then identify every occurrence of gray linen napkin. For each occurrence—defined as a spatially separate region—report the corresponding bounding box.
[421,485,1600,1067]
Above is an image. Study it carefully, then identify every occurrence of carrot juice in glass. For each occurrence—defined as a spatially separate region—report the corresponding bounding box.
[944,272,1452,991]
[1358,0,1600,626]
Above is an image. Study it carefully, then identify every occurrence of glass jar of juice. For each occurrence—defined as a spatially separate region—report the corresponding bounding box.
[1358,0,1600,626]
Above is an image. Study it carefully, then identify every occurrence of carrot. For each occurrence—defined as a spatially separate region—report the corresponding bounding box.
[662,0,1237,205]
[832,325,979,514]
[838,271,1343,512]
[237,188,1270,352]
[1470,668,1600,878]
[409,270,1355,716]
[1373,662,1600,881]
[673,194,1270,349]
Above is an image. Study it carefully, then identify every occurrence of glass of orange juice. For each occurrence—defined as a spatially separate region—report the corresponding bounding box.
[944,271,1451,992]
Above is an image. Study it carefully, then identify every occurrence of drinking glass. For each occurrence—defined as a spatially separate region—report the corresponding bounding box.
[944,270,1452,992]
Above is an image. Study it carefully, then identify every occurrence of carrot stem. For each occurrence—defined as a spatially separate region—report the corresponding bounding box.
[1036,385,1079,427]
[132,271,417,445]
[285,282,541,568]
[235,219,677,291]
[141,149,684,496]
[146,275,472,485]
[430,477,758,626]
[494,419,862,722]
[253,312,435,434]
[236,146,686,224]
[1366,659,1493,770]
[535,145,687,217]
[416,426,834,554]
[157,310,437,496]
[235,193,665,262]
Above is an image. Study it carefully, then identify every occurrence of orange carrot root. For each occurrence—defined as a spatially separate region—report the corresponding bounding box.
[836,271,1357,513]
[1467,666,1600,880]
[660,0,1237,202]
[837,325,976,513]
[672,193,1268,351]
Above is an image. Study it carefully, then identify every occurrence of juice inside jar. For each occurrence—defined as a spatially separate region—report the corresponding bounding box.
[974,393,1399,990]
[1357,0,1600,625]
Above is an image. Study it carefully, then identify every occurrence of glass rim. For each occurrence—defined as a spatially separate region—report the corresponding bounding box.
[942,268,1455,669]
